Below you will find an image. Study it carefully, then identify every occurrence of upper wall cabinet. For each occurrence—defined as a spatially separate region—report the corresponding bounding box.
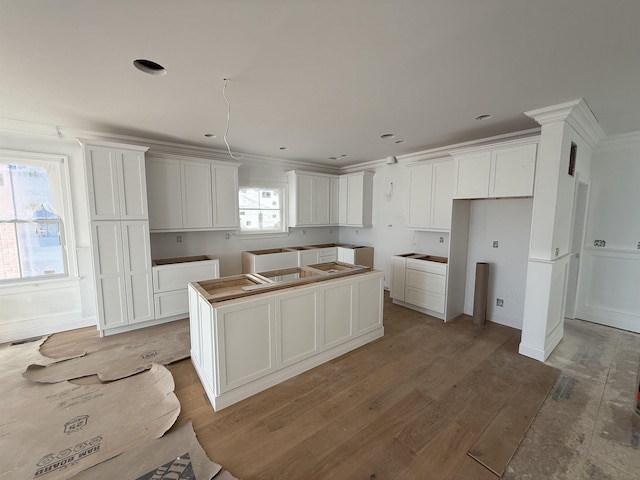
[407,159,453,231]
[338,171,374,227]
[147,155,240,231]
[82,143,149,220]
[452,139,538,199]
[288,171,337,227]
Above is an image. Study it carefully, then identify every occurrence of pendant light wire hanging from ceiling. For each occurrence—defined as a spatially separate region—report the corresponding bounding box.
[222,78,244,160]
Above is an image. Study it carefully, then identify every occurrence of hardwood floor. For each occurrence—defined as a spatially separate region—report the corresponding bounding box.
[40,294,559,479]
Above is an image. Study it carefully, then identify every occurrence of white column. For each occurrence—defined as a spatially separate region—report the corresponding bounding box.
[519,99,603,361]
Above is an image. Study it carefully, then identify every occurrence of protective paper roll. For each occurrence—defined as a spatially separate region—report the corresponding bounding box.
[473,262,489,325]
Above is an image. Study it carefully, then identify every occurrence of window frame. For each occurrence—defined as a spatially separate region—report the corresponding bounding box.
[237,183,288,237]
[0,149,78,285]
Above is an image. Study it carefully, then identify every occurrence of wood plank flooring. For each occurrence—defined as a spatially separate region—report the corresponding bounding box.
[40,294,559,480]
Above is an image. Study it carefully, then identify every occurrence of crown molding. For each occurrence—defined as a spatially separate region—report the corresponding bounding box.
[525,98,605,148]
[0,117,340,174]
[594,130,640,152]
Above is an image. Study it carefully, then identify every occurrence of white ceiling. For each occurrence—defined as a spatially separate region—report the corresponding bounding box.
[1,1,639,166]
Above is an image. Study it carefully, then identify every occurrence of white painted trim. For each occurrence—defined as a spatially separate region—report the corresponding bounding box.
[518,321,563,362]
[147,151,241,168]
[525,98,605,148]
[392,299,445,321]
[518,342,546,362]
[595,131,640,151]
[488,313,522,330]
[575,308,640,334]
[0,276,81,295]
[0,315,95,344]
[100,316,186,336]
[203,327,384,411]
[447,135,540,157]
[76,137,149,152]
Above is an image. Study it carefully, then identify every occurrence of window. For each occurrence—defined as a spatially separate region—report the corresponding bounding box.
[0,150,74,283]
[238,186,286,234]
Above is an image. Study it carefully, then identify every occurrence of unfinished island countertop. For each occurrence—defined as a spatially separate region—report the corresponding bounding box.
[188,262,384,410]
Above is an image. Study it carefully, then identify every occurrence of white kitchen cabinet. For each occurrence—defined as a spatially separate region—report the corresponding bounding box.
[80,139,155,334]
[82,142,148,220]
[213,166,240,228]
[452,139,538,199]
[390,254,448,319]
[299,249,320,266]
[330,177,340,225]
[189,269,384,410]
[181,161,213,229]
[407,159,453,231]
[152,256,219,320]
[147,154,240,231]
[338,171,374,227]
[146,157,183,229]
[390,255,407,301]
[242,249,299,273]
[337,246,374,267]
[287,171,336,227]
[90,220,154,330]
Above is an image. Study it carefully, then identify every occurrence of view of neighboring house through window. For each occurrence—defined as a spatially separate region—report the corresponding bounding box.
[0,152,69,282]
[238,186,285,233]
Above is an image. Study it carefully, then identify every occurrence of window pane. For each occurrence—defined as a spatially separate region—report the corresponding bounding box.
[0,159,67,281]
[238,186,285,233]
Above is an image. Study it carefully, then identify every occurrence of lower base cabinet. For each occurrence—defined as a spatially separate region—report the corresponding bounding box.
[391,255,448,319]
[189,270,384,410]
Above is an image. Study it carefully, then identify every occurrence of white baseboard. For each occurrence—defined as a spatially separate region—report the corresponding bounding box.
[575,307,640,334]
[0,315,96,344]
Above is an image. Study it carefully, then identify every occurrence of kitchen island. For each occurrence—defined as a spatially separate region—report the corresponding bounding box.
[188,262,384,410]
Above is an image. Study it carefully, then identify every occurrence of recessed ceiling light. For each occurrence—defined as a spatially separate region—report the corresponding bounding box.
[380,133,396,139]
[279,146,288,150]
[475,114,492,121]
[395,140,405,144]
[328,156,337,160]
[204,133,216,138]
[340,154,348,157]
[133,59,167,76]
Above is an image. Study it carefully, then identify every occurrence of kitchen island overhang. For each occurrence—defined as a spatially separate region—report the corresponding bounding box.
[188,263,384,411]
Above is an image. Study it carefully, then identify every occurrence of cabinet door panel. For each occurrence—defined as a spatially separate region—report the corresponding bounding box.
[182,161,213,228]
[390,256,406,301]
[323,281,354,347]
[314,176,331,225]
[405,287,445,313]
[338,176,348,225]
[213,167,239,228]
[296,175,314,225]
[122,221,154,323]
[276,290,318,366]
[490,144,537,197]
[117,149,148,219]
[431,161,453,229]
[356,275,383,334]
[405,269,446,294]
[91,222,127,328]
[86,146,120,220]
[346,174,363,225]
[218,299,275,392]
[147,158,183,230]
[299,249,319,266]
[330,177,340,225]
[408,164,433,228]
[454,152,491,199]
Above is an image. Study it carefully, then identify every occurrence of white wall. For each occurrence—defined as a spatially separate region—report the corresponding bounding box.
[463,198,533,329]
[338,163,449,289]
[575,132,640,333]
[0,131,95,343]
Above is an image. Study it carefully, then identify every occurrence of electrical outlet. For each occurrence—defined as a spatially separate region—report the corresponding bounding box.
[355,229,359,236]
[176,235,182,243]
[594,239,606,247]
[637,241,640,250]
[225,233,230,240]
[301,229,306,235]
[496,298,504,307]
[493,241,499,248]
[439,237,444,243]
[555,248,560,257]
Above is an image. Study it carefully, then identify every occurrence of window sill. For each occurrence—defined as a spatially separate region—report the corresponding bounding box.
[0,276,81,295]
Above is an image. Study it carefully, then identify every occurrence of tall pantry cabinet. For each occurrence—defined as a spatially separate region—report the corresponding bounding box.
[79,139,154,333]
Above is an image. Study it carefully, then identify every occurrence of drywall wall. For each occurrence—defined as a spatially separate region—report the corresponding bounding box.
[463,198,533,329]
[0,131,95,343]
[575,132,640,333]
[338,162,450,289]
